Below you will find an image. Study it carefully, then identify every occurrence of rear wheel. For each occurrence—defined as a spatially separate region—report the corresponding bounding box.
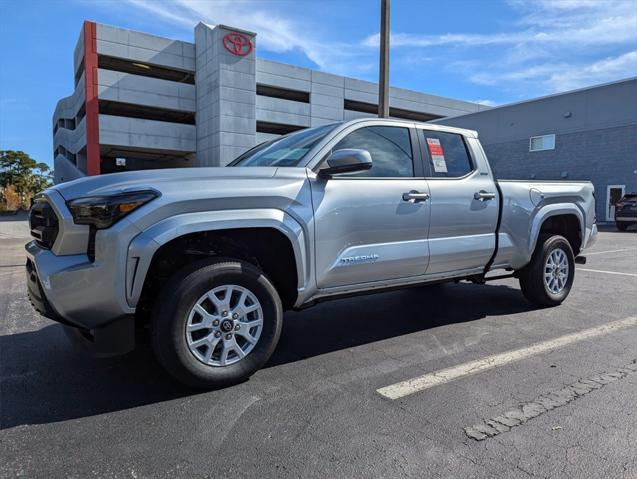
[150,257,283,389]
[519,235,574,307]
[616,221,629,231]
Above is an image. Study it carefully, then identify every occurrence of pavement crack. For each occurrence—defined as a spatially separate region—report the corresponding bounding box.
[463,358,637,441]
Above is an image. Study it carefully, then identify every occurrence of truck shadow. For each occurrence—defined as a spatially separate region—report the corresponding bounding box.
[267,281,534,366]
[1,282,534,428]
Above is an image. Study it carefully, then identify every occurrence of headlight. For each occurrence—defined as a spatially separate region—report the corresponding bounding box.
[67,190,160,229]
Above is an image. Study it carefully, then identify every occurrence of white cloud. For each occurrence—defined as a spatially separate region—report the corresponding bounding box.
[546,50,637,91]
[367,0,637,95]
[119,0,370,74]
[113,0,636,98]
[468,50,637,93]
[363,1,637,50]
[362,31,531,48]
[470,99,498,107]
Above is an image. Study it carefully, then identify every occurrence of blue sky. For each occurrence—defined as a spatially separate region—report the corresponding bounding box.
[1,0,636,168]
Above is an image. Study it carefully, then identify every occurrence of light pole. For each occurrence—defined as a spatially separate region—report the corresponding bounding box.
[378,0,390,118]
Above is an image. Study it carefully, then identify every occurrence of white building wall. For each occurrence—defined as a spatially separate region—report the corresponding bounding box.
[256,60,311,92]
[54,117,87,155]
[96,24,195,71]
[256,96,311,127]
[53,73,86,129]
[99,114,196,152]
[73,26,85,80]
[97,69,196,112]
[54,156,85,184]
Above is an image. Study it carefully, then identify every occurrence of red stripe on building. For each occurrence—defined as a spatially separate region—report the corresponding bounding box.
[83,21,100,176]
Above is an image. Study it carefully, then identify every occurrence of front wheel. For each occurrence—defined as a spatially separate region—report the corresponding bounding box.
[150,258,283,389]
[518,235,575,307]
[616,221,629,231]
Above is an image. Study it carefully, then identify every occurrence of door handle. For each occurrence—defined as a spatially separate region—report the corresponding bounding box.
[474,190,496,201]
[402,190,430,202]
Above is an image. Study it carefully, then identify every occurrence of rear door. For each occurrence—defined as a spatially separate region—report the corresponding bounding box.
[310,123,432,289]
[417,128,499,275]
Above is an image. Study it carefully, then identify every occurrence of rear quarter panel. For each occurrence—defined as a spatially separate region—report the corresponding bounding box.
[494,180,595,270]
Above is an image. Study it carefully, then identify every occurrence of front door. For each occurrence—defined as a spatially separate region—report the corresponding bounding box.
[311,124,431,289]
[417,129,499,275]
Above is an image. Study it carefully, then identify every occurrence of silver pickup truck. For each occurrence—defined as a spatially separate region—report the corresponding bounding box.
[26,118,597,388]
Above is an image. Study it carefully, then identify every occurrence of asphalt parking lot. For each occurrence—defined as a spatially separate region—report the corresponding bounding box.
[1,217,636,478]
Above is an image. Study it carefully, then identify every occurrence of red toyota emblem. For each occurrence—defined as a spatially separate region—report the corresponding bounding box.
[223,32,253,56]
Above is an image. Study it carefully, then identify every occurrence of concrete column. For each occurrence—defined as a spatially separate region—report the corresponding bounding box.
[194,23,257,166]
[310,71,344,126]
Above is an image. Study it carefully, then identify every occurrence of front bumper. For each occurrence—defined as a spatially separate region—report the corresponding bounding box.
[25,240,136,355]
[26,257,64,323]
[615,216,637,222]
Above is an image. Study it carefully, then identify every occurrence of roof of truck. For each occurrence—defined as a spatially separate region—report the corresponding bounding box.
[340,117,479,138]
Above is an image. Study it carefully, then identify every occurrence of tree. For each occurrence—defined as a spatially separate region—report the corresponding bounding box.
[0,150,53,209]
[2,185,20,211]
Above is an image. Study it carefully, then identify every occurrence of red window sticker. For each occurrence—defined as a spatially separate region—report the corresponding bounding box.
[426,138,448,173]
[427,138,444,156]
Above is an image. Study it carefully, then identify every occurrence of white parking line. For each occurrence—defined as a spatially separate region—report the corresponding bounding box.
[577,268,637,277]
[377,315,637,400]
[586,248,637,256]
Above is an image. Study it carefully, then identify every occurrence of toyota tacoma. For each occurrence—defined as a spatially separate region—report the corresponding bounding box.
[26,119,598,388]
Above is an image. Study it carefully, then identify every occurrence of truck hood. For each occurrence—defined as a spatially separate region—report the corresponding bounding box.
[51,167,280,200]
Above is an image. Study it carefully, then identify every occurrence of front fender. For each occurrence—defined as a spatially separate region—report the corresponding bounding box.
[126,209,309,307]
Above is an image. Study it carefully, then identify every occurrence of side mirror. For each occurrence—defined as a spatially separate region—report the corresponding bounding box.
[319,149,372,178]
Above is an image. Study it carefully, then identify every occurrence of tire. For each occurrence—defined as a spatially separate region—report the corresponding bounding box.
[150,257,283,389]
[518,234,575,307]
[616,222,628,231]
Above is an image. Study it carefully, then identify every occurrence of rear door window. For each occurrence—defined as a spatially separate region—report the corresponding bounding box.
[421,130,473,178]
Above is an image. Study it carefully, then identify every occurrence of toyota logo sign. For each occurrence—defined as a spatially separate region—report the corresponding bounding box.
[223,32,253,56]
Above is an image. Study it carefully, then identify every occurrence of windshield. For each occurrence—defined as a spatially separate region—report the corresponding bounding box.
[230,123,338,167]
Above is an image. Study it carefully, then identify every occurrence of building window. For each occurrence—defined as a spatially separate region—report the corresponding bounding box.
[256,121,304,135]
[98,55,195,84]
[257,84,310,103]
[98,100,196,125]
[529,134,555,152]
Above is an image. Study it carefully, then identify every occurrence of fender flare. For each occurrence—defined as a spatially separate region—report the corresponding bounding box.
[125,209,309,307]
[528,203,584,256]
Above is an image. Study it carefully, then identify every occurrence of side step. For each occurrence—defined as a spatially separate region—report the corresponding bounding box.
[468,273,516,285]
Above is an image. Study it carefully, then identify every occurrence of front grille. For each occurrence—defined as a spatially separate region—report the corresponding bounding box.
[29,199,59,249]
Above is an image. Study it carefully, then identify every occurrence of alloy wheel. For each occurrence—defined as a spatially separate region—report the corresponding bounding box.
[185,284,263,367]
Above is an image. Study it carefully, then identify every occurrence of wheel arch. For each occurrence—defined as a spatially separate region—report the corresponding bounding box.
[529,205,584,258]
[126,209,309,313]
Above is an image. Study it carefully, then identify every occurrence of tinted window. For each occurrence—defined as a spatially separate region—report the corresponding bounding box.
[422,131,473,178]
[231,123,337,167]
[332,126,413,177]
